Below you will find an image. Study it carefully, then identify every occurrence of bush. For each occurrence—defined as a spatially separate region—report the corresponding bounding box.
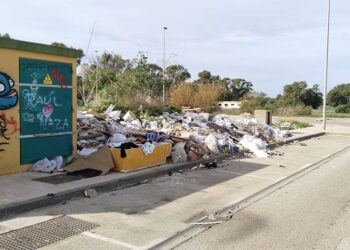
[191,84,222,110]
[289,121,313,129]
[293,104,312,116]
[170,83,194,107]
[239,93,271,114]
[273,104,312,116]
[335,104,350,113]
[166,106,182,113]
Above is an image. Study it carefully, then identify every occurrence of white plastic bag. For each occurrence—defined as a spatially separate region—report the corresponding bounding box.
[31,158,56,173]
[109,133,127,144]
[239,135,268,158]
[171,142,187,163]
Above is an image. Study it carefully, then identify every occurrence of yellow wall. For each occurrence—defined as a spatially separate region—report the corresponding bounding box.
[0,47,77,175]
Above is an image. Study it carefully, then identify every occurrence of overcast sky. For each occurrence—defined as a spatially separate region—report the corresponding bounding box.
[2,0,349,96]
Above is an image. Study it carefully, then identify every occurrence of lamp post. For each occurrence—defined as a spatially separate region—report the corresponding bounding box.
[163,26,168,104]
[323,0,331,130]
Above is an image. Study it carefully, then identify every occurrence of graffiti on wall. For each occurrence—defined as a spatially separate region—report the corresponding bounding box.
[0,72,18,110]
[0,72,18,152]
[21,86,69,130]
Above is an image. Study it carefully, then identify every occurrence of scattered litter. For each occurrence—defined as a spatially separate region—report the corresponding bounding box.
[208,213,217,221]
[84,189,98,198]
[206,162,218,169]
[31,156,65,173]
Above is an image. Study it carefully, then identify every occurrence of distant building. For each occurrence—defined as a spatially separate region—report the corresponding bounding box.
[215,101,242,110]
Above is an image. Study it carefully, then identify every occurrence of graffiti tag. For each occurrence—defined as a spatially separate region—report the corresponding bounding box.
[51,68,69,89]
[21,86,68,130]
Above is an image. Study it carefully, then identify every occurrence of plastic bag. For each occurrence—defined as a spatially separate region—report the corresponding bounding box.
[239,135,268,158]
[109,133,127,144]
[171,142,187,163]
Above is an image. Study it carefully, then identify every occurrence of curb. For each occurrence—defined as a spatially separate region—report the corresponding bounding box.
[0,155,231,221]
[267,131,325,149]
[0,131,325,221]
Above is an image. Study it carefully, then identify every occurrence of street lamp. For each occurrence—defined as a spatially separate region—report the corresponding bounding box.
[163,26,168,104]
[323,0,331,130]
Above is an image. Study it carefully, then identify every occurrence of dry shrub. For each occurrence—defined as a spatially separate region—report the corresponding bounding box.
[274,104,312,116]
[191,84,222,109]
[170,83,194,107]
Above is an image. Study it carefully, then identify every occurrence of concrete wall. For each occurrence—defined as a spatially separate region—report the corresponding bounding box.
[0,47,77,175]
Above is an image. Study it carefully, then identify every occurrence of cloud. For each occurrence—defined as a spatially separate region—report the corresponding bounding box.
[2,0,350,96]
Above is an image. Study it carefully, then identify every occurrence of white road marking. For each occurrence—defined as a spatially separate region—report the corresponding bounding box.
[82,232,140,250]
[299,163,312,170]
[214,169,276,181]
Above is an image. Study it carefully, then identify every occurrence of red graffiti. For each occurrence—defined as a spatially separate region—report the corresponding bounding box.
[43,104,54,118]
[0,112,19,136]
[51,69,68,89]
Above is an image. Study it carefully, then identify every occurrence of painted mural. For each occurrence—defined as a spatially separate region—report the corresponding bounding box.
[0,72,18,152]
[0,72,18,110]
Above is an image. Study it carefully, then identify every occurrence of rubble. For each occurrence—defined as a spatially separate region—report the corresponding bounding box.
[76,109,290,162]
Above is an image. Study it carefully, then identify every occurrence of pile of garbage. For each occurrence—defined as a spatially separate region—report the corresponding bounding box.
[76,106,290,162]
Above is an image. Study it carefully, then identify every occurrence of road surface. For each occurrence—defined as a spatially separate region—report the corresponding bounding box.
[176,149,350,250]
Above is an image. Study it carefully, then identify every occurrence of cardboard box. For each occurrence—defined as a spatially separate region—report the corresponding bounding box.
[110,143,172,172]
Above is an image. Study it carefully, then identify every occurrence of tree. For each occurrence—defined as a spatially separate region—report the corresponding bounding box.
[0,33,11,39]
[301,84,323,109]
[78,52,129,105]
[197,70,212,83]
[327,83,350,107]
[221,78,253,101]
[240,92,272,113]
[51,42,84,64]
[165,64,191,87]
[50,42,68,48]
[279,81,308,106]
[96,52,130,73]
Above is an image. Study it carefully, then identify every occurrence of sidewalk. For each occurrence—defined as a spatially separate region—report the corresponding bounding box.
[0,128,326,220]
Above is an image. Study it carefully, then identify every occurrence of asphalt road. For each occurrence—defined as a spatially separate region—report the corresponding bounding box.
[176,149,350,250]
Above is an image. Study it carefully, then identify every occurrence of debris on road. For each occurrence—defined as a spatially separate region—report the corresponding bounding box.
[84,188,98,198]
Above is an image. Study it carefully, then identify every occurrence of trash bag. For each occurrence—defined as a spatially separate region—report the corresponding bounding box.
[31,156,64,173]
[239,135,268,158]
[109,133,128,144]
[171,142,187,163]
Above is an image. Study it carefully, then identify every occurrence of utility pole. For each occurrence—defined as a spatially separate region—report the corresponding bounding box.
[323,0,331,130]
[163,26,168,104]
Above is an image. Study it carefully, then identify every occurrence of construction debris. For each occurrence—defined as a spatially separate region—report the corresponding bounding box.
[30,108,291,175]
[76,109,290,162]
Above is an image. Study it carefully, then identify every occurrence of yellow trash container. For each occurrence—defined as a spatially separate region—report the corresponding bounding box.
[110,143,172,172]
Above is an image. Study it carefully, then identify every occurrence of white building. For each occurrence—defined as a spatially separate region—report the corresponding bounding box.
[215,101,242,110]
